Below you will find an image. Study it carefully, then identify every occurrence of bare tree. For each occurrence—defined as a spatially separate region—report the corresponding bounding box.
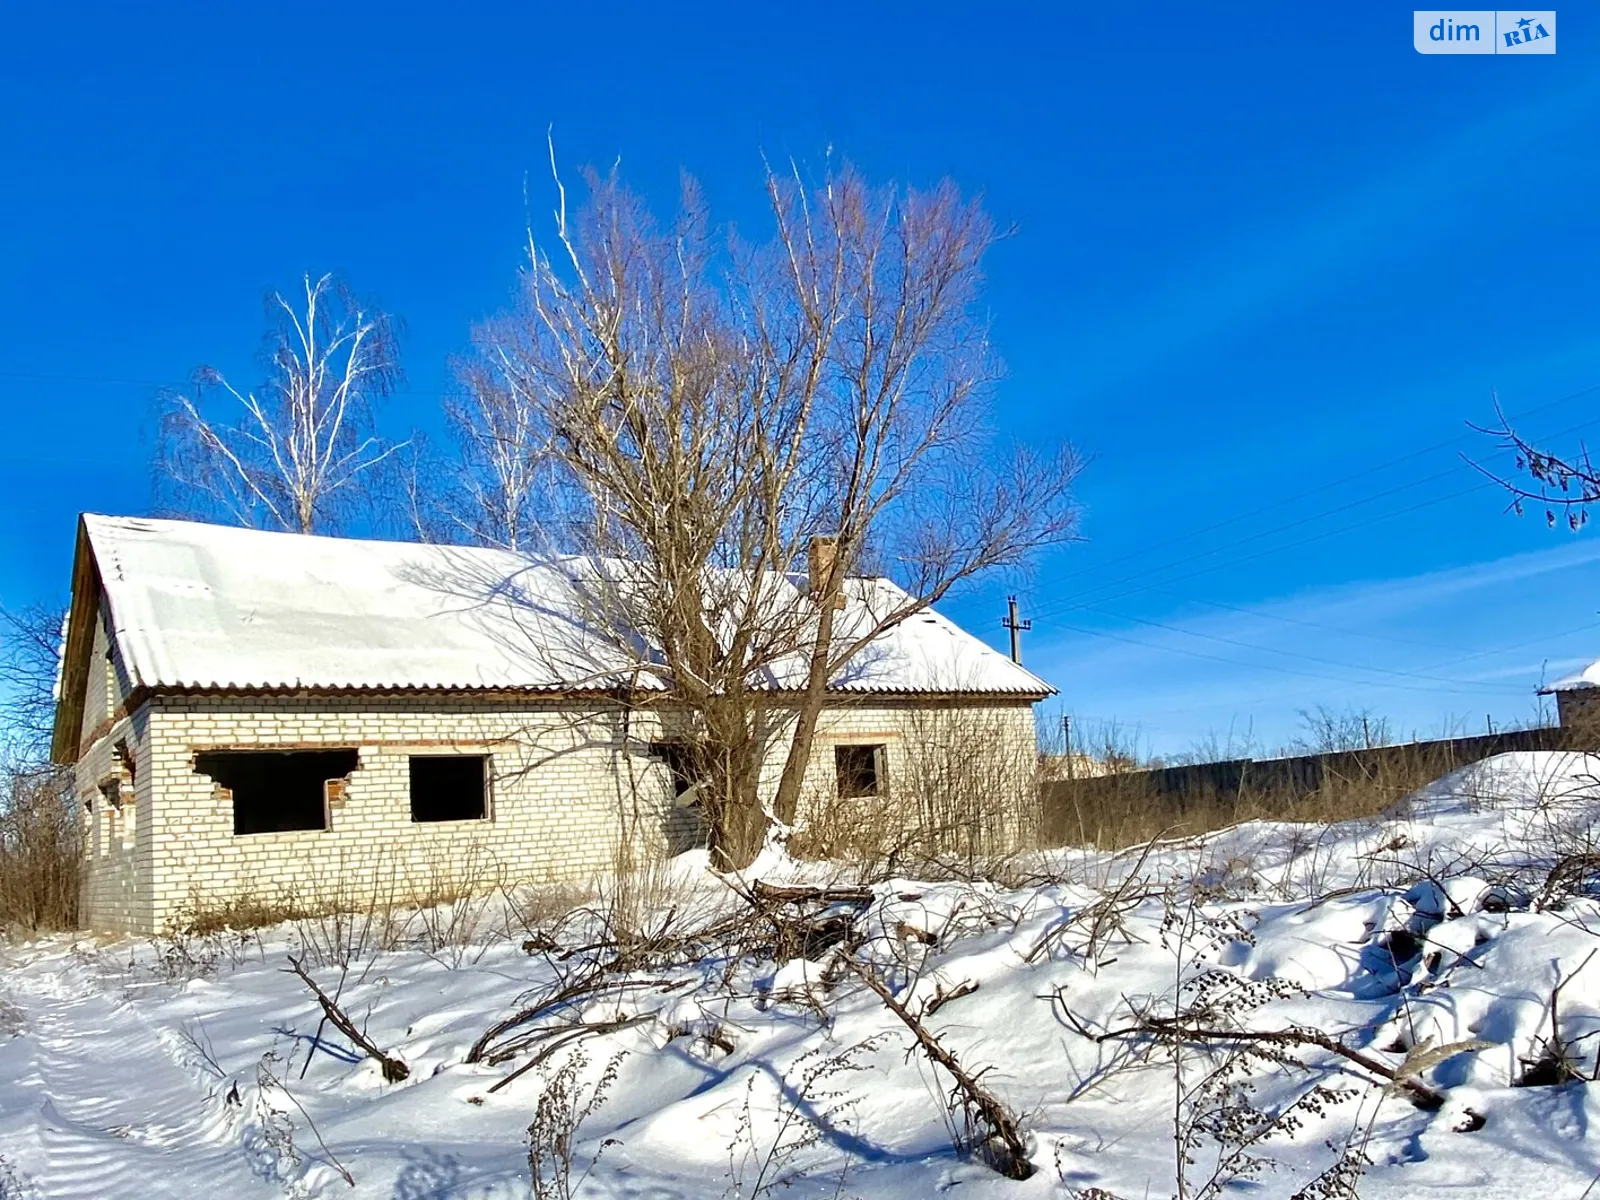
[0,603,78,930]
[0,604,67,770]
[474,160,1079,868]
[439,358,547,549]
[157,272,404,534]
[1289,706,1391,754]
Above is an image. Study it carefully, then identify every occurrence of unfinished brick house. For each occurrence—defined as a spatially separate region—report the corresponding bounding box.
[52,515,1052,933]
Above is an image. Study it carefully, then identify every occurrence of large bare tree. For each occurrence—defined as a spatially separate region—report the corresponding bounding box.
[157,272,404,534]
[473,162,1080,868]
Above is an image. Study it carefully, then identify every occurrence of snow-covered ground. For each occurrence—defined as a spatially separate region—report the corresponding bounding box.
[7,751,1600,1198]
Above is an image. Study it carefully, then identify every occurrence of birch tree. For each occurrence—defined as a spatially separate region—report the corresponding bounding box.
[157,273,404,534]
[439,359,546,549]
[477,163,1080,868]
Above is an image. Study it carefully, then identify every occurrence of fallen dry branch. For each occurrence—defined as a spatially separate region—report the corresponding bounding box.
[922,979,980,1017]
[470,975,678,1065]
[286,954,409,1083]
[467,962,605,1064]
[485,981,689,1067]
[1535,854,1600,911]
[1518,948,1597,1085]
[724,877,1034,1178]
[747,881,876,906]
[1025,837,1160,966]
[725,876,874,965]
[1089,1011,1460,1109]
[844,956,1034,1179]
[488,1015,652,1095]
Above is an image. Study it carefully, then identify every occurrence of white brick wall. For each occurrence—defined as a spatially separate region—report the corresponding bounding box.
[76,706,150,931]
[76,692,1037,933]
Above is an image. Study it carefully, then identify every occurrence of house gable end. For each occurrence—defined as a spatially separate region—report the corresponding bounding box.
[51,517,109,764]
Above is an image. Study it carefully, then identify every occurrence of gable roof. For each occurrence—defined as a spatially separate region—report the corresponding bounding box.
[53,514,1052,759]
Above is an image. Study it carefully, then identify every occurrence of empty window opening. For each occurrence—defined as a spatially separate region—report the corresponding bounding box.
[195,749,359,835]
[409,755,487,823]
[835,744,886,799]
[649,742,703,806]
[114,738,136,785]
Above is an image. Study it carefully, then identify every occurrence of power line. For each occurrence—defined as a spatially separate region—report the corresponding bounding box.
[1031,405,1600,631]
[1120,584,1474,653]
[1045,618,1514,696]
[1032,476,1496,625]
[1036,464,1475,620]
[1074,603,1511,692]
[1046,618,1600,723]
[1046,380,1600,594]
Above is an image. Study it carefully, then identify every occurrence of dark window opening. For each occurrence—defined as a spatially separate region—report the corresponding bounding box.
[409,755,487,823]
[114,738,136,784]
[835,744,885,799]
[648,742,702,804]
[195,749,358,835]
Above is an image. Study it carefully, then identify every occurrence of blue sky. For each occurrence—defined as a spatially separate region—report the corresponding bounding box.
[2,4,1598,756]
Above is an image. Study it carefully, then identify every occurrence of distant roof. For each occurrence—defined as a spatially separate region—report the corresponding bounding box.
[1544,660,1600,693]
[68,514,1052,704]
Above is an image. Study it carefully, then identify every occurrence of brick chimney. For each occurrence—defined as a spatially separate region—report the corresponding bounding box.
[808,536,846,609]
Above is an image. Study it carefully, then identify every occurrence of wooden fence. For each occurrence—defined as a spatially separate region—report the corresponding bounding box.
[1040,726,1578,846]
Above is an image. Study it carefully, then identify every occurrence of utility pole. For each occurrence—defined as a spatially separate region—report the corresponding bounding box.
[1002,595,1031,664]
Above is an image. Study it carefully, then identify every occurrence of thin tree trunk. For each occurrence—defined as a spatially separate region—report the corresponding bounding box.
[770,599,838,826]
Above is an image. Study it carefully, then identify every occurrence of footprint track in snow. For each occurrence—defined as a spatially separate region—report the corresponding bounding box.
[8,952,294,1199]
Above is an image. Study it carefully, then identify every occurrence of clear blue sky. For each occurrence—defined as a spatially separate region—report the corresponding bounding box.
[3,4,1597,756]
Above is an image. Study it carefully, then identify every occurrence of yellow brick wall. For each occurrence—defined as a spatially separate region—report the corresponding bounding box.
[76,708,152,932]
[77,692,1038,932]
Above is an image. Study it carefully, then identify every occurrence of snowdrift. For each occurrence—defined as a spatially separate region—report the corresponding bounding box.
[5,751,1600,1198]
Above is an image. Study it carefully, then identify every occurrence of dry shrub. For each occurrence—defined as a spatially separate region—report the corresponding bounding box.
[0,768,80,932]
[790,705,1041,879]
[501,879,590,942]
[403,843,505,962]
[173,892,307,937]
[289,844,516,966]
[591,855,686,948]
[172,842,511,966]
[527,1047,626,1200]
[580,826,730,964]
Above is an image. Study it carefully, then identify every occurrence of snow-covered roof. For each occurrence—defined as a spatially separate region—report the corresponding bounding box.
[72,514,1052,702]
[1545,659,1600,692]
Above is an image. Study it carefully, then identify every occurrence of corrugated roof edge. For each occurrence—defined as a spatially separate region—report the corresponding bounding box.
[53,514,1055,761]
[132,681,1052,699]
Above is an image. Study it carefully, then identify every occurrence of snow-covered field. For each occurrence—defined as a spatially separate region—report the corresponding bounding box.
[7,751,1600,1198]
